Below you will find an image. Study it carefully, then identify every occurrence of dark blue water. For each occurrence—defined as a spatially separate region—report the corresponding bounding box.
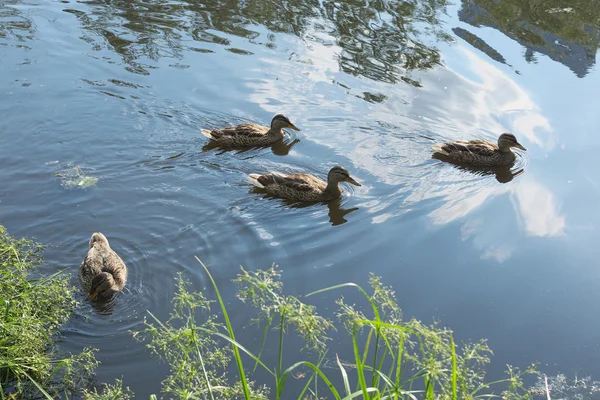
[2,0,600,396]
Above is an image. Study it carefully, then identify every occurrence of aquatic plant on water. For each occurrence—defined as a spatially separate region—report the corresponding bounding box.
[129,258,538,399]
[53,163,98,189]
[0,225,97,399]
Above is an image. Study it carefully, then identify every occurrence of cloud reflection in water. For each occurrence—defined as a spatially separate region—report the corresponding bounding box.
[246,36,564,259]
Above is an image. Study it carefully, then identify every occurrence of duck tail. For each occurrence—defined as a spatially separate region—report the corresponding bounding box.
[200,129,214,139]
[432,144,449,156]
[248,174,264,188]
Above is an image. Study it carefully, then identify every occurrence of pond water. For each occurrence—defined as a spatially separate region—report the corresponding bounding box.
[1,0,600,396]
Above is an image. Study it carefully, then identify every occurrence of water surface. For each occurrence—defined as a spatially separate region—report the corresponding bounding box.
[2,0,600,396]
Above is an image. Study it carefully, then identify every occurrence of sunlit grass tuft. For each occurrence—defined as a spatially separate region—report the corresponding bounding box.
[82,379,134,400]
[0,225,98,399]
[0,226,538,400]
[136,259,538,399]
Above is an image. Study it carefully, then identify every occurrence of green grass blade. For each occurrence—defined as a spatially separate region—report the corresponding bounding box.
[361,327,374,369]
[280,361,341,400]
[401,370,429,387]
[394,334,405,400]
[197,328,275,377]
[276,311,286,399]
[340,387,380,400]
[355,319,417,335]
[297,350,327,400]
[46,359,68,382]
[371,331,381,390]
[375,344,389,392]
[380,391,420,400]
[306,283,380,322]
[22,371,53,400]
[191,325,215,400]
[377,333,397,391]
[352,324,370,400]
[336,354,351,397]
[196,257,251,399]
[146,310,168,330]
[354,327,373,394]
[305,283,362,297]
[451,334,457,400]
[367,367,394,389]
[426,377,434,400]
[252,313,274,374]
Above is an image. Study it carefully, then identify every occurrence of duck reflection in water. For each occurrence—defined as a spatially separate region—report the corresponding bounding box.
[286,198,359,226]
[326,198,359,226]
[433,152,524,183]
[202,137,300,156]
[89,294,119,315]
[249,194,360,226]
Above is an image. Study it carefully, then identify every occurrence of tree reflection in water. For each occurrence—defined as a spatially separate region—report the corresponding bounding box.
[456,0,600,77]
[62,0,451,88]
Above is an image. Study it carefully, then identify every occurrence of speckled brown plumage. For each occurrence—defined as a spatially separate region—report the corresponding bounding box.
[432,133,526,167]
[201,114,299,147]
[249,166,361,202]
[78,233,127,295]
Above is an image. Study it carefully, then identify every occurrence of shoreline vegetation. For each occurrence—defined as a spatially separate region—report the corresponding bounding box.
[1,225,567,399]
[0,225,96,399]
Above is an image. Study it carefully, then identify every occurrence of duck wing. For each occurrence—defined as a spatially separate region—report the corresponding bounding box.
[79,247,104,287]
[259,172,325,192]
[79,245,127,289]
[439,139,498,157]
[102,249,127,288]
[209,123,269,139]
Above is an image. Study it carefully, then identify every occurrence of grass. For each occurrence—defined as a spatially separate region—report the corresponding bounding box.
[0,225,97,399]
[0,226,543,400]
[82,379,134,400]
[0,224,540,399]
[132,258,539,399]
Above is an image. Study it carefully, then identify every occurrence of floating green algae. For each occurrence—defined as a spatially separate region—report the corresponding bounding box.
[54,163,98,189]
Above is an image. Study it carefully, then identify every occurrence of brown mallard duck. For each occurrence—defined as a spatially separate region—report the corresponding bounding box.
[249,166,361,202]
[432,133,526,167]
[201,114,300,147]
[78,232,127,301]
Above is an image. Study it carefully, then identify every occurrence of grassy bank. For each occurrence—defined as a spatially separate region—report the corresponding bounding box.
[0,225,96,399]
[1,226,540,399]
[124,259,538,399]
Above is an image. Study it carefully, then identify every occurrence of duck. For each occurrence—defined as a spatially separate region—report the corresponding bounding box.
[201,114,300,147]
[249,166,361,202]
[78,232,127,301]
[432,133,526,167]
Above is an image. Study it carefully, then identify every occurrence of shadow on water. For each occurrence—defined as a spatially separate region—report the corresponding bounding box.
[326,197,359,226]
[202,138,301,156]
[455,0,600,77]
[432,152,525,184]
[248,187,359,226]
[62,0,451,89]
[87,293,120,315]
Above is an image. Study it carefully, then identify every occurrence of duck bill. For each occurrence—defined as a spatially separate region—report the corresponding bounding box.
[85,291,98,301]
[514,143,526,151]
[287,123,300,131]
[346,177,361,186]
